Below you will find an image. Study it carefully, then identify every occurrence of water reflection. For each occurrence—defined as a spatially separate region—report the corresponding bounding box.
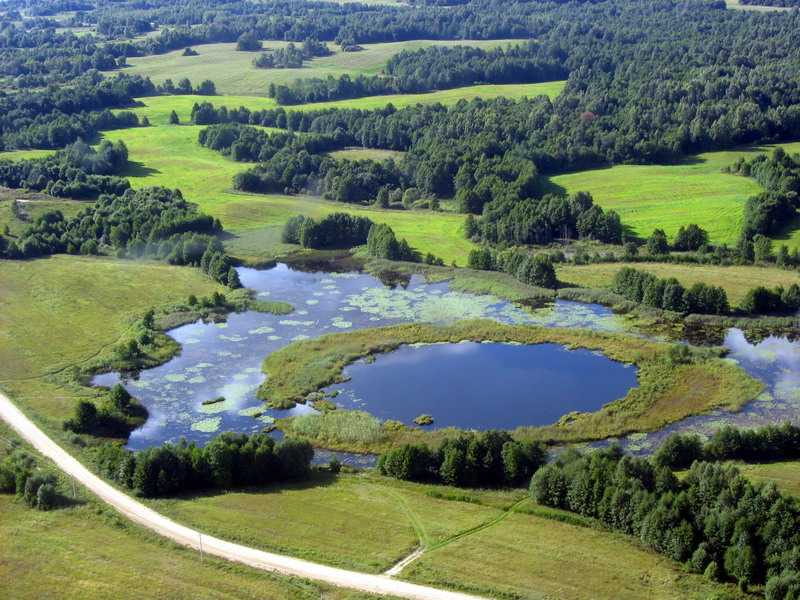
[94,263,624,458]
[324,341,638,430]
[608,329,800,455]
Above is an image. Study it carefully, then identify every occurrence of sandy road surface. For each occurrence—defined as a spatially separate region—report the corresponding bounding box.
[0,390,484,600]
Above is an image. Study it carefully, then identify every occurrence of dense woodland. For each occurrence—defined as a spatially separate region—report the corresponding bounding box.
[532,445,800,596]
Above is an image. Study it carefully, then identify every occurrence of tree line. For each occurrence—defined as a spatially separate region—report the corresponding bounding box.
[269,42,567,105]
[93,433,314,498]
[255,39,331,70]
[653,423,800,470]
[378,430,547,488]
[531,444,800,596]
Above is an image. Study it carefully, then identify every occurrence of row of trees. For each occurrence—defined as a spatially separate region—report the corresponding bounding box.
[612,267,730,315]
[531,445,800,596]
[378,430,547,488]
[94,433,314,498]
[467,246,557,289]
[653,423,800,470]
[255,39,331,70]
[281,213,373,249]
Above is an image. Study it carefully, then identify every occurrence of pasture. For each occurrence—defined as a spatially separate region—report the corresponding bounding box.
[119,39,536,97]
[739,461,800,497]
[556,262,800,307]
[546,141,800,249]
[0,256,222,426]
[404,508,729,599]
[0,483,372,600]
[100,123,475,264]
[149,472,734,599]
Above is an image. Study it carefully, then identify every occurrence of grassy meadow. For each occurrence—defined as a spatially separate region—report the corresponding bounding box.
[97,122,475,264]
[0,425,381,600]
[546,141,800,249]
[739,461,800,497]
[118,39,536,97]
[557,262,800,307]
[149,471,737,599]
[403,509,731,599]
[0,255,222,427]
[148,472,519,573]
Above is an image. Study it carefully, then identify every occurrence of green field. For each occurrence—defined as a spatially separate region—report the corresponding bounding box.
[0,256,222,427]
[403,509,729,599]
[0,195,87,237]
[98,122,475,264]
[547,141,800,249]
[149,472,519,573]
[0,421,381,600]
[0,498,384,600]
[119,39,534,96]
[147,471,735,599]
[0,149,53,161]
[124,82,564,122]
[739,461,800,497]
[556,262,800,306]
[329,147,406,162]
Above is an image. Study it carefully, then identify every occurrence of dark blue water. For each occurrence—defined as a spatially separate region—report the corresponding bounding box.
[325,342,639,430]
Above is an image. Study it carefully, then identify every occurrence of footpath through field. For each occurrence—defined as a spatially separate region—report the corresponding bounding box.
[0,390,484,600]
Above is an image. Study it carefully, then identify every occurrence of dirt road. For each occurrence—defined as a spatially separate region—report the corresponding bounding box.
[0,391,484,600]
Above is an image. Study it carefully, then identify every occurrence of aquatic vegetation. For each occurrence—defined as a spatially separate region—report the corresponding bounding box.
[414,414,434,426]
[191,417,222,433]
[258,320,761,450]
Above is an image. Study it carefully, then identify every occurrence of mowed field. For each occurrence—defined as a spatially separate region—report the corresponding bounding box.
[148,471,733,600]
[403,510,727,600]
[0,496,376,600]
[547,141,800,250]
[556,262,800,306]
[118,39,535,96]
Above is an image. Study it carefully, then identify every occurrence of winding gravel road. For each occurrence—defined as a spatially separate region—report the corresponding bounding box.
[0,390,484,600]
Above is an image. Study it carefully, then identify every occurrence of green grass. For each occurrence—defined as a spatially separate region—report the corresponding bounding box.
[556,262,800,307]
[147,472,518,573]
[0,255,222,427]
[403,508,735,600]
[123,82,564,123]
[0,499,379,600]
[100,123,475,264]
[546,141,800,249]
[739,461,800,497]
[118,39,536,97]
[0,149,53,161]
[262,320,761,450]
[0,422,382,600]
[329,147,406,162]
